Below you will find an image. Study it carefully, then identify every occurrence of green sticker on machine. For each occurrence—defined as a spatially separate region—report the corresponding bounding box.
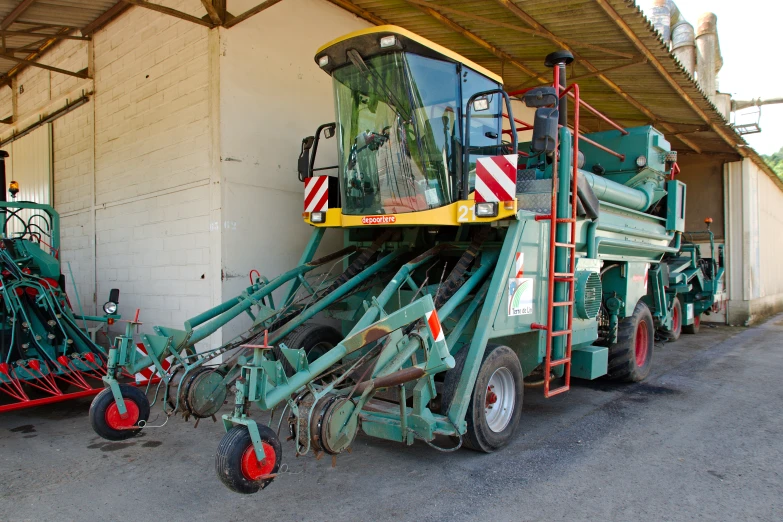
[508,278,534,316]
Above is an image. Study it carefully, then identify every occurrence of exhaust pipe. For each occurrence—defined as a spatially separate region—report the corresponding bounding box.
[544,50,574,128]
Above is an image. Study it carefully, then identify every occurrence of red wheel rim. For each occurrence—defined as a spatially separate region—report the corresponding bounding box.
[105,399,140,430]
[241,442,276,481]
[635,320,649,367]
[694,315,700,327]
[672,305,680,332]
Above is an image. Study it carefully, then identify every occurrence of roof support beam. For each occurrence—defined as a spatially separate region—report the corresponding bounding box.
[120,0,215,28]
[0,30,88,40]
[82,2,129,35]
[0,52,89,79]
[1,0,37,31]
[495,0,702,153]
[325,0,385,26]
[406,1,549,84]
[406,0,635,60]
[223,0,285,29]
[595,0,742,156]
[200,0,223,25]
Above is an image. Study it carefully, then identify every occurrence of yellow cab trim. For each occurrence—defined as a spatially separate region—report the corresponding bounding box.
[304,196,518,228]
[316,25,503,85]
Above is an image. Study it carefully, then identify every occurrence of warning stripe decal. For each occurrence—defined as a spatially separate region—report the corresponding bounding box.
[425,310,444,342]
[475,154,517,203]
[515,252,524,278]
[135,343,171,383]
[304,176,329,212]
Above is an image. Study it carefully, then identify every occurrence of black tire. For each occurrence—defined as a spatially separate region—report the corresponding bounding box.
[215,425,282,494]
[280,324,342,363]
[682,312,701,334]
[89,384,150,441]
[463,344,524,453]
[659,296,682,342]
[607,300,654,382]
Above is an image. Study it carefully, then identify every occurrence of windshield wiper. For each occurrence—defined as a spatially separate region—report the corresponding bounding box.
[347,49,412,122]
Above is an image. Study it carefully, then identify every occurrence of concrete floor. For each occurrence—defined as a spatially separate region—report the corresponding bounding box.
[2,316,782,521]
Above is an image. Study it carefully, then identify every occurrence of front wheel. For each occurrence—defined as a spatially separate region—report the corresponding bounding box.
[89,384,150,441]
[607,300,654,382]
[660,296,682,342]
[215,425,282,494]
[463,344,524,453]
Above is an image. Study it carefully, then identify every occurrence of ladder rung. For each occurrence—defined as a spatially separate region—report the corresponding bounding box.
[554,272,574,278]
[554,276,575,282]
[546,385,570,397]
[549,357,571,366]
[556,218,575,223]
[551,329,572,337]
[552,301,573,307]
[554,242,575,248]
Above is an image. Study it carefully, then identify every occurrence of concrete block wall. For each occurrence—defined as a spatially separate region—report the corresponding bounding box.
[0,0,221,345]
[53,103,96,313]
[91,0,216,340]
[218,0,371,340]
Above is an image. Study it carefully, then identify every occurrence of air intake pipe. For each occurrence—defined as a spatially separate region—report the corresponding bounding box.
[579,169,658,212]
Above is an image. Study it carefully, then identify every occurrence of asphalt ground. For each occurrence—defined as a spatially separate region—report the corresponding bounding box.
[2,316,782,521]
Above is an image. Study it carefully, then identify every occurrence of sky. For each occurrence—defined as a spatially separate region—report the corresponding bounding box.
[637,0,783,155]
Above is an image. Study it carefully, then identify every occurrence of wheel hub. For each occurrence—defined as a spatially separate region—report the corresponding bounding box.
[635,320,649,367]
[105,399,140,430]
[240,441,276,481]
[484,367,515,433]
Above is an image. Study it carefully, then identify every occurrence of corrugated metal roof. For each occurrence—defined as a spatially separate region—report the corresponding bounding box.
[0,0,122,85]
[329,0,757,165]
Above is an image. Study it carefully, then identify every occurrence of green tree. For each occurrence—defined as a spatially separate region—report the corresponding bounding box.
[762,147,783,180]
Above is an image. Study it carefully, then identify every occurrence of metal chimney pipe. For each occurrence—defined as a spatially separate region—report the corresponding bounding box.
[695,13,722,97]
[544,51,575,128]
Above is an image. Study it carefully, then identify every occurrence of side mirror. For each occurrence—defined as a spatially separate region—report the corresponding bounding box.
[109,288,120,303]
[324,125,335,139]
[531,107,559,154]
[298,136,315,179]
[523,86,558,108]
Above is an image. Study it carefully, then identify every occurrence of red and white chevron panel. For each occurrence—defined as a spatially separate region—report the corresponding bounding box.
[425,310,445,342]
[304,175,329,212]
[475,154,518,203]
[135,343,171,384]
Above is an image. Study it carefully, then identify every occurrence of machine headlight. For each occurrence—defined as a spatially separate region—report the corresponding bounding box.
[379,35,398,48]
[472,97,490,112]
[635,155,647,168]
[475,202,498,217]
[310,211,326,223]
[318,55,329,68]
[103,301,118,315]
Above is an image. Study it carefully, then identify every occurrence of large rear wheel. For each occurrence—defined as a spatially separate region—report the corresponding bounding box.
[607,300,654,382]
[463,344,524,453]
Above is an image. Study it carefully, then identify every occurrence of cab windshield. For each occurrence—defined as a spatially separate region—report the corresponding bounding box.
[332,52,460,215]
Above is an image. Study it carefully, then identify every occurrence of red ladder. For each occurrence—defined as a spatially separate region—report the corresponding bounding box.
[531,79,581,398]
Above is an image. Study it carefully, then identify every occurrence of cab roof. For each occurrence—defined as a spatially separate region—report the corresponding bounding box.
[315,25,503,84]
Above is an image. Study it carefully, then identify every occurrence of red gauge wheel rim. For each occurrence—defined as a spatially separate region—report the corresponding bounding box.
[635,320,649,367]
[672,305,680,332]
[105,399,140,430]
[241,442,276,480]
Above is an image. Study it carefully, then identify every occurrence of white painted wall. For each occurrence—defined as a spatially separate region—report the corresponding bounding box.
[217,0,370,340]
[724,156,783,324]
